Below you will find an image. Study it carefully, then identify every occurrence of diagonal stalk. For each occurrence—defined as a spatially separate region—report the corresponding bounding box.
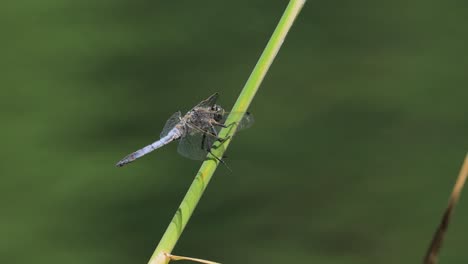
[148,1,306,263]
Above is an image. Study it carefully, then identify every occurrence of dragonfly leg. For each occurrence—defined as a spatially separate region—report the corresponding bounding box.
[217,135,231,143]
[206,130,224,142]
[188,122,225,141]
[190,124,231,171]
[211,120,227,128]
[186,122,230,157]
[201,133,207,151]
[208,148,232,172]
[210,125,219,137]
[210,125,230,143]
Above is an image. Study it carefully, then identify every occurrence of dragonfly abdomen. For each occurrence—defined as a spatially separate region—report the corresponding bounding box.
[116,128,182,167]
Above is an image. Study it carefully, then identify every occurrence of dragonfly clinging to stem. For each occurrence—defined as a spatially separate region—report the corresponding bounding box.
[116,93,253,167]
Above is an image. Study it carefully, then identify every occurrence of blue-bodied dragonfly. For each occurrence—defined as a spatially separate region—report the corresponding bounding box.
[116,93,253,167]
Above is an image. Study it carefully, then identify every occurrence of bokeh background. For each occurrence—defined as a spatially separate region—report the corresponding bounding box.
[2,1,468,263]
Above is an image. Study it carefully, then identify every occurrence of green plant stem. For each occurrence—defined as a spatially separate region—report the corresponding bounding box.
[148,1,306,263]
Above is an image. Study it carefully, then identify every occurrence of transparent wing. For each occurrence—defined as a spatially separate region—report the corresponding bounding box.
[177,130,216,160]
[221,112,255,132]
[195,93,219,108]
[237,112,255,131]
[160,111,182,138]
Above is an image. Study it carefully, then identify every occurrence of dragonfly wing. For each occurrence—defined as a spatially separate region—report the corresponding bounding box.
[195,92,219,108]
[221,112,255,132]
[177,130,215,160]
[237,112,255,131]
[176,122,222,161]
[160,111,182,138]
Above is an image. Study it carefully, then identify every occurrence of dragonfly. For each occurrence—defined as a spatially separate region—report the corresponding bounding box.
[116,93,253,167]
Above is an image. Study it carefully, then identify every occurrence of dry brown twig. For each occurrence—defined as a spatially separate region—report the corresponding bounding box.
[164,253,220,264]
[423,154,468,264]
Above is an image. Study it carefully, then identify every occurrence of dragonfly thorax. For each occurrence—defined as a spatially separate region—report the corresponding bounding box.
[183,105,223,132]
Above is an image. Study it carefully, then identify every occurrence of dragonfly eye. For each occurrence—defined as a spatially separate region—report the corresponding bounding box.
[212,105,221,111]
[214,113,223,122]
[211,105,224,121]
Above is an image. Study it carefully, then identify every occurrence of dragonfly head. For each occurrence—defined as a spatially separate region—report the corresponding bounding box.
[211,104,224,122]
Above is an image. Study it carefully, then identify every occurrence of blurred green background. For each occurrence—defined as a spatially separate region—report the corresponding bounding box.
[2,1,468,263]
